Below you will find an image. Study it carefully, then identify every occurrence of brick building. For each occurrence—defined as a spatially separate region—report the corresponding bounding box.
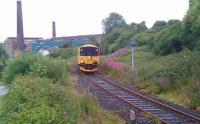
[4,34,102,57]
[4,37,42,57]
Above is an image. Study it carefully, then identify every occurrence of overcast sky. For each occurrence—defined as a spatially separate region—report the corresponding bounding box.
[0,0,189,42]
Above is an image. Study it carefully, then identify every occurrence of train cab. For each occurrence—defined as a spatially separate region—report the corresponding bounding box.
[77,44,100,72]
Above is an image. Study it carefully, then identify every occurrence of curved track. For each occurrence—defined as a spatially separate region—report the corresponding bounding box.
[82,72,200,124]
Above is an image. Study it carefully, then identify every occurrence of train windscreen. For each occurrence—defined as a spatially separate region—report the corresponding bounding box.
[80,47,99,56]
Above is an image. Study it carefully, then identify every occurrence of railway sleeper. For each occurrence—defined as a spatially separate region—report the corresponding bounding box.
[111,90,127,94]
[154,113,177,117]
[114,94,131,97]
[121,96,139,99]
[134,104,152,108]
[157,114,182,120]
[96,80,105,83]
[162,116,184,120]
[150,111,171,115]
[163,118,188,124]
[128,99,144,102]
[125,98,142,101]
[99,85,113,89]
[130,101,146,105]
[144,108,162,111]
[138,106,158,110]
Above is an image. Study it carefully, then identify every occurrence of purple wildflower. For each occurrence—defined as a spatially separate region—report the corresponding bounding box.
[103,59,126,70]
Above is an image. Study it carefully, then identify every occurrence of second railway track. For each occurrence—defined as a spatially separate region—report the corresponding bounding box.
[81,72,200,124]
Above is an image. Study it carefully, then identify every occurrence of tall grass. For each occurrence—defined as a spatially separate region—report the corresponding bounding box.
[100,46,200,108]
[0,53,125,124]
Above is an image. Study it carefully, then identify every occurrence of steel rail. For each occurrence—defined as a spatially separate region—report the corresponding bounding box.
[82,73,169,124]
[95,73,200,123]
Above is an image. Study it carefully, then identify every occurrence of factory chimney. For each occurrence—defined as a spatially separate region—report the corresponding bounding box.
[16,0,25,55]
[52,21,56,38]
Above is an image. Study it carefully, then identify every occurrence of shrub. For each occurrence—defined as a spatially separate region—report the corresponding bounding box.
[0,75,125,124]
[0,44,8,76]
[0,75,70,124]
[188,78,200,107]
[49,48,76,59]
[3,53,38,83]
[3,53,67,84]
[30,62,47,77]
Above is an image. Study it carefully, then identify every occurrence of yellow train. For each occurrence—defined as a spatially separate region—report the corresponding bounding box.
[77,44,100,72]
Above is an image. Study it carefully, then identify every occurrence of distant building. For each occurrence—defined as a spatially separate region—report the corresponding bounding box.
[52,34,102,47]
[4,34,102,57]
[4,37,42,57]
[5,1,102,57]
[31,39,64,52]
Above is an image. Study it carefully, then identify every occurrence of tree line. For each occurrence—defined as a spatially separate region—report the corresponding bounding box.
[0,43,7,76]
[101,0,200,55]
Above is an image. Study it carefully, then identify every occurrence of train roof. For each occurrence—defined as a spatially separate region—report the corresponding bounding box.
[80,44,98,48]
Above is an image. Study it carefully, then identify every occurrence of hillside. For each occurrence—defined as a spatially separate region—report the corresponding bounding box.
[98,0,200,111]
[100,46,200,111]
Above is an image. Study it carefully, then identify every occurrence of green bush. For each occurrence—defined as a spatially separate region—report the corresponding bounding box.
[49,48,76,59]
[0,44,8,76]
[188,80,200,107]
[0,75,71,124]
[3,53,67,84]
[0,75,125,124]
[30,62,47,77]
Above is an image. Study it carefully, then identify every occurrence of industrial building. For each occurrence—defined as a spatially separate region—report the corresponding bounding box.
[3,1,102,57]
[4,34,102,57]
[4,37,42,57]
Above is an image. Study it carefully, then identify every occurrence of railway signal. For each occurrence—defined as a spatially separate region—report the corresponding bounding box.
[129,38,137,80]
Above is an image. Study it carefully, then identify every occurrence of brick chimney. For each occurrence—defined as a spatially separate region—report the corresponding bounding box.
[52,21,56,38]
[16,0,25,51]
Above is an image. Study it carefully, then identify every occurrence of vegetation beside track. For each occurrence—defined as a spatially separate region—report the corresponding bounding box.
[100,46,200,111]
[99,1,200,111]
[49,48,76,59]
[0,53,125,124]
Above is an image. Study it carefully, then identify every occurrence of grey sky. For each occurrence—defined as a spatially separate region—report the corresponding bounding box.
[0,0,189,42]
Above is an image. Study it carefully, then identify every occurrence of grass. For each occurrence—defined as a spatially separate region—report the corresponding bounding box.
[0,95,5,124]
[158,91,191,107]
[100,46,200,110]
[0,53,125,124]
[0,96,2,108]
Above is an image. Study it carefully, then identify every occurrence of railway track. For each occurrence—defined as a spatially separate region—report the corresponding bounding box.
[81,72,200,124]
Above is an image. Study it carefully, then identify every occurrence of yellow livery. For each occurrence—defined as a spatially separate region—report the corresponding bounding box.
[77,44,100,72]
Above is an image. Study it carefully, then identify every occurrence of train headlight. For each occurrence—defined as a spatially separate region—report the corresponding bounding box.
[80,59,84,64]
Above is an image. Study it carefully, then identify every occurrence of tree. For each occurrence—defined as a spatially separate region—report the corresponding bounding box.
[130,21,148,33]
[0,43,8,73]
[168,19,180,25]
[136,21,148,33]
[182,0,200,49]
[152,21,167,28]
[102,12,126,33]
[153,21,183,55]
